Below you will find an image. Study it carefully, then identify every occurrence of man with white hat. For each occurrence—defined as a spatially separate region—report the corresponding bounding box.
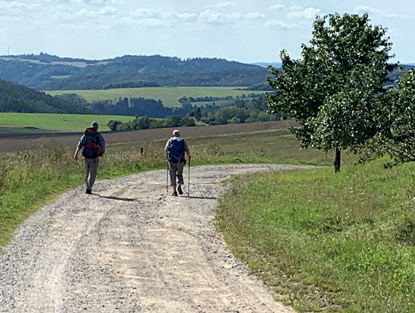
[165,129,191,196]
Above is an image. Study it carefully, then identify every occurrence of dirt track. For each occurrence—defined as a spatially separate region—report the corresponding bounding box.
[0,164,307,313]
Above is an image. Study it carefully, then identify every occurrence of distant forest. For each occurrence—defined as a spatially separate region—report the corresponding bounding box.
[0,53,270,90]
[0,79,90,114]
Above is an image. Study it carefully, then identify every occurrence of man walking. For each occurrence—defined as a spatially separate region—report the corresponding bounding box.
[74,121,105,194]
[165,129,191,196]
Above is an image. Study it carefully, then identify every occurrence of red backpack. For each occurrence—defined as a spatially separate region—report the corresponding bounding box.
[82,127,102,158]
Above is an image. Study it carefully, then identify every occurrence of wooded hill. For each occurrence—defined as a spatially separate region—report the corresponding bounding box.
[0,53,270,90]
[0,79,91,113]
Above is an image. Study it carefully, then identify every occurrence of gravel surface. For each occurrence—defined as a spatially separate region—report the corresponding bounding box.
[0,164,309,313]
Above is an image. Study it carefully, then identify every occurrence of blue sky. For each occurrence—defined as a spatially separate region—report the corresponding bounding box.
[1,0,414,63]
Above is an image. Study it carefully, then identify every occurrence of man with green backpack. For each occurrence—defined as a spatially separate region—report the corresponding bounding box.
[165,129,191,196]
[74,121,106,194]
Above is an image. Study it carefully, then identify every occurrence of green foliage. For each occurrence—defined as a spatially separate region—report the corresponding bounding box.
[361,69,415,166]
[267,13,393,171]
[217,161,415,312]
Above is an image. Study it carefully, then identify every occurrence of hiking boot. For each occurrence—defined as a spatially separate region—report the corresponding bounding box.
[172,191,178,196]
[86,189,92,194]
[177,186,183,195]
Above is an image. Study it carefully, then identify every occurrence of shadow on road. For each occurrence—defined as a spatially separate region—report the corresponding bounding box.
[186,196,217,200]
[96,194,138,202]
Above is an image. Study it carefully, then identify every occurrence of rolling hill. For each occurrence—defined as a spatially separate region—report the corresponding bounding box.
[0,53,270,90]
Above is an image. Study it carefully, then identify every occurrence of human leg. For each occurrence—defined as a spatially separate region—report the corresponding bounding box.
[169,162,178,196]
[85,158,99,193]
[176,162,185,194]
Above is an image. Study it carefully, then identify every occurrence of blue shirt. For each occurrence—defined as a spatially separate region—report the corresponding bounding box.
[77,132,106,154]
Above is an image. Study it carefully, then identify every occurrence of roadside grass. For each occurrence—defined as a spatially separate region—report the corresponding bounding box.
[0,113,134,132]
[47,86,267,107]
[216,160,415,312]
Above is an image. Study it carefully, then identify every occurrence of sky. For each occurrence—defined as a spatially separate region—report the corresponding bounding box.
[1,0,415,64]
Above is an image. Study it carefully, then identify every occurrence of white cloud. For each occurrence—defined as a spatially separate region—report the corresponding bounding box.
[132,8,160,18]
[174,12,198,22]
[97,6,117,15]
[264,20,296,30]
[287,8,320,19]
[130,9,197,24]
[78,6,117,17]
[199,10,241,25]
[245,12,265,20]
[56,5,116,20]
[354,6,408,19]
[120,16,168,28]
[43,0,125,4]
[209,1,237,9]
[269,4,284,11]
[113,7,258,29]
[87,0,125,4]
[0,1,41,9]
[289,5,303,11]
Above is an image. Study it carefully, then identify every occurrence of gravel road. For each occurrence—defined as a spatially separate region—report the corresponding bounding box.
[0,164,308,313]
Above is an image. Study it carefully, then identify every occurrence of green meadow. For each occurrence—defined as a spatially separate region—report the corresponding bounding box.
[0,112,134,132]
[47,86,267,107]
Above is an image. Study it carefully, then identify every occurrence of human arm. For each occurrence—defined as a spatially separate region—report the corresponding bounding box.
[74,147,81,160]
[97,133,106,155]
[74,136,85,160]
[164,138,171,158]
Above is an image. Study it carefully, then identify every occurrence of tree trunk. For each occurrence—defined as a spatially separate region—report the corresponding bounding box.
[334,148,341,173]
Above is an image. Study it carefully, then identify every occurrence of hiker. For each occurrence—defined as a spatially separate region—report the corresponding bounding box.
[165,129,191,196]
[74,121,105,194]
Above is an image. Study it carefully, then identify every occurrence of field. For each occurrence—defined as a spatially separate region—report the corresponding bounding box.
[0,120,296,153]
[0,113,134,132]
[47,87,267,107]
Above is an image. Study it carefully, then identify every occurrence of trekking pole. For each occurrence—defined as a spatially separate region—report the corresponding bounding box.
[188,157,191,197]
[166,160,169,195]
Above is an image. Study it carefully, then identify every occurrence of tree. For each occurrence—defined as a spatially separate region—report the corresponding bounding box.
[107,120,122,131]
[267,13,393,172]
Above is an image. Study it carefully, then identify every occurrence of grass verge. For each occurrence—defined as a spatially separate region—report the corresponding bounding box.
[216,160,415,312]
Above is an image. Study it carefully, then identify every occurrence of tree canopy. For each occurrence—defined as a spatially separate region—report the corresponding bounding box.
[267,13,393,171]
